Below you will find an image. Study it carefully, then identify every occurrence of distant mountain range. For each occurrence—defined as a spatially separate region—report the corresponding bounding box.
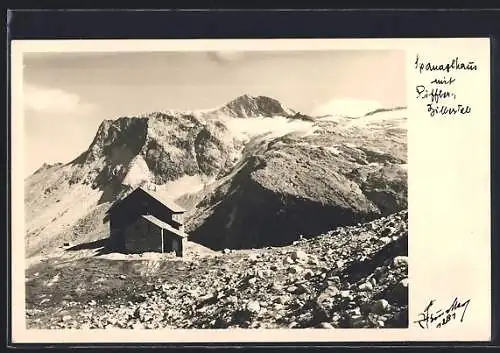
[25,95,407,257]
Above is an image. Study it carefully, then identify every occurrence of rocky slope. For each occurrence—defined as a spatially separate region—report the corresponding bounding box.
[26,210,408,329]
[25,94,407,257]
[187,108,407,250]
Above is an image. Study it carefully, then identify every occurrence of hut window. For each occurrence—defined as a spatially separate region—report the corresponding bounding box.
[172,213,184,224]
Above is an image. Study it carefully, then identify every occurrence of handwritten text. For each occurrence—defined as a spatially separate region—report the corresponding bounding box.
[414,54,476,118]
[413,297,471,329]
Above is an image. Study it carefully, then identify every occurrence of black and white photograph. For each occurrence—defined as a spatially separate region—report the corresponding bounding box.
[22,48,409,330]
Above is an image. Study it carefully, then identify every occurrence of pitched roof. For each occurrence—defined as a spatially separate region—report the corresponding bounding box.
[137,186,186,213]
[108,186,186,214]
[141,215,189,238]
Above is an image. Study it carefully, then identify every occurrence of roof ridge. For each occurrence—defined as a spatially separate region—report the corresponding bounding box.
[138,186,186,213]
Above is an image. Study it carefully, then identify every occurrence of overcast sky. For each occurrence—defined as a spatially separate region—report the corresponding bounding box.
[23,50,406,176]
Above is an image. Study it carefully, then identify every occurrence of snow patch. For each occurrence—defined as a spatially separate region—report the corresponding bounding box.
[345,110,407,128]
[343,143,357,149]
[122,156,152,187]
[324,146,341,155]
[316,114,346,122]
[153,174,209,200]
[224,116,315,141]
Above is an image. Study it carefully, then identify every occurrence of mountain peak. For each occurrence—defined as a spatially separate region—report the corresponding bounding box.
[219,94,295,118]
[233,93,253,100]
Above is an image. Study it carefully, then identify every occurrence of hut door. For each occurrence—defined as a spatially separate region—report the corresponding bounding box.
[172,238,179,255]
[162,232,170,253]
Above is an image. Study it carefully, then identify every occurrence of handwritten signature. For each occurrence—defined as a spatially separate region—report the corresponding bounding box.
[413,297,471,329]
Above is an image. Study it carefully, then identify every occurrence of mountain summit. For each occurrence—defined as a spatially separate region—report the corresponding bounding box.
[216,94,296,118]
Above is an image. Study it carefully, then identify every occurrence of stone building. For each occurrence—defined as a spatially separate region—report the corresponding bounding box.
[107,186,188,257]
